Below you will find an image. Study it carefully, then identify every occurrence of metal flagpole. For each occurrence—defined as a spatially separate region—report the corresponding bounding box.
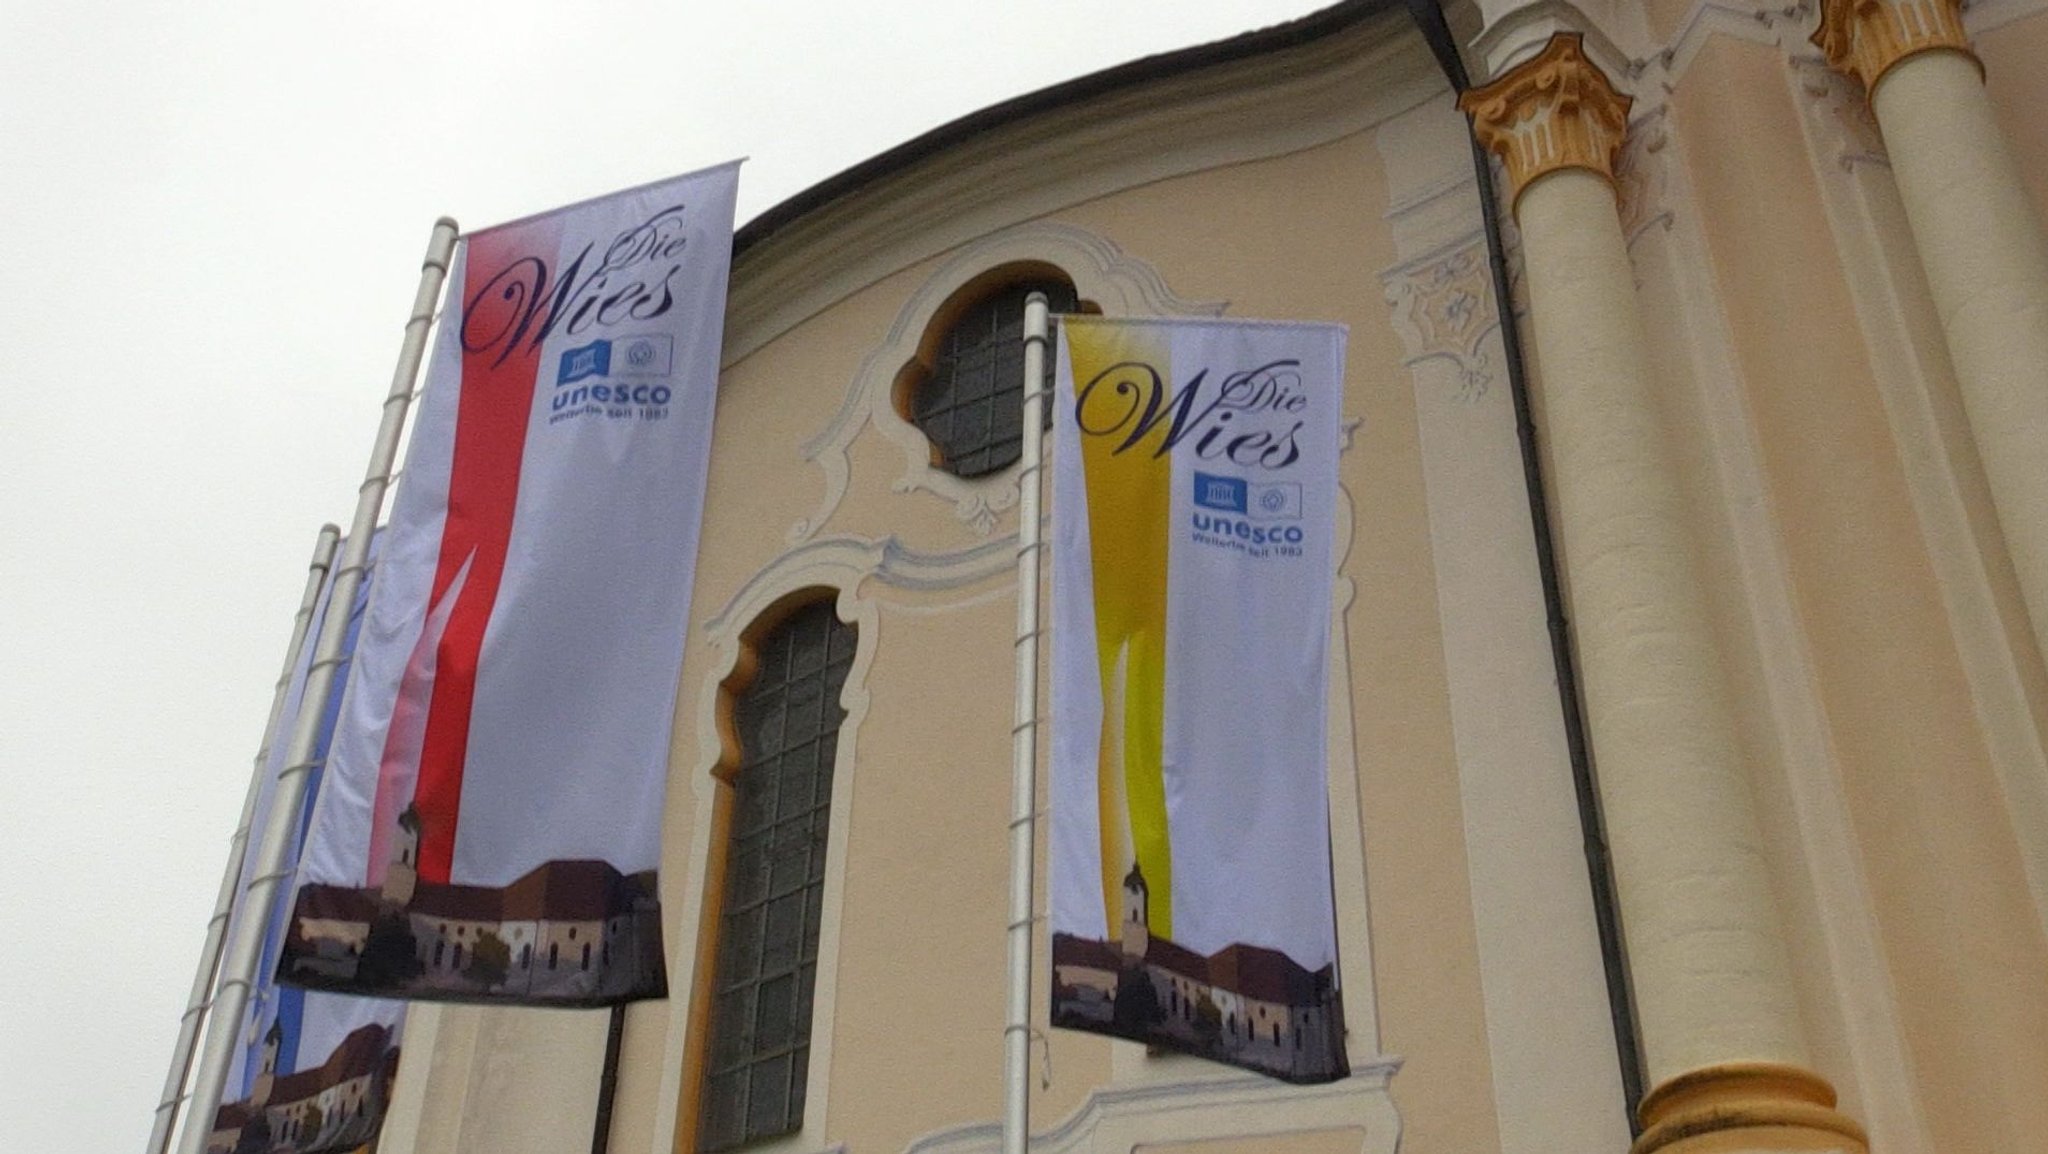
[1003,293,1052,1154]
[174,217,459,1154]
[148,524,340,1154]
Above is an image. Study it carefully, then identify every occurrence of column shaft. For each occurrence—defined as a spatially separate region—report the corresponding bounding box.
[1464,32,1869,1152]
[1874,49,2048,664]
[1517,168,1811,1082]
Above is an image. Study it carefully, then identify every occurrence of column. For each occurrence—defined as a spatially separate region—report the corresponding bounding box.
[1461,35,1868,1153]
[1817,0,2048,667]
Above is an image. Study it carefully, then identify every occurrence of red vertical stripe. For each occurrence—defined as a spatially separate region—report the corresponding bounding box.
[410,221,560,882]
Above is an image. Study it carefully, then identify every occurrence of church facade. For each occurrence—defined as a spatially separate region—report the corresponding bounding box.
[361,1,2048,1152]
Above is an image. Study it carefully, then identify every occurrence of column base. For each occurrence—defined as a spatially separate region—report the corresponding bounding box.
[1631,1063,1869,1154]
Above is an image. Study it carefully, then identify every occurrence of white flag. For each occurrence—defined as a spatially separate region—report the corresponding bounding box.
[280,162,740,1005]
[1047,315,1349,1082]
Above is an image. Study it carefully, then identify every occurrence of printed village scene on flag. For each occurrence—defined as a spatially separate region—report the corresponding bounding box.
[276,162,740,1006]
[210,539,407,1154]
[1047,315,1350,1083]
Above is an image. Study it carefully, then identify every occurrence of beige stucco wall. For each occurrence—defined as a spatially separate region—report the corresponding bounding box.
[1046,125,1506,1154]
[634,118,1518,1154]
[430,26,1614,1154]
[375,6,2048,1154]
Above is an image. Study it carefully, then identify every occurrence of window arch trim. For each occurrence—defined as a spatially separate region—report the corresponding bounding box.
[891,265,1083,480]
[666,566,877,1154]
[785,221,1225,544]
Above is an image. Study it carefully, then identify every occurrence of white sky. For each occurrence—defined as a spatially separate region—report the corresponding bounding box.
[0,2,1340,1150]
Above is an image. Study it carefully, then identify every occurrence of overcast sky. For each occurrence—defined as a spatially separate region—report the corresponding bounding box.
[0,2,1337,1150]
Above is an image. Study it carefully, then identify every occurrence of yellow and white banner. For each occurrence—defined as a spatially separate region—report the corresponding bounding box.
[1048,315,1349,1083]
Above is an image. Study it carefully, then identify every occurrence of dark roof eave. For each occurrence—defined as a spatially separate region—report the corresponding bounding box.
[732,0,1408,258]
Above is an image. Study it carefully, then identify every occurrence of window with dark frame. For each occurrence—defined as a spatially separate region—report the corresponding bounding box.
[911,278,1079,478]
[696,599,855,1153]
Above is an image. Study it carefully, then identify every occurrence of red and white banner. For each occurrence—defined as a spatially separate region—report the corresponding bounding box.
[280,163,740,1005]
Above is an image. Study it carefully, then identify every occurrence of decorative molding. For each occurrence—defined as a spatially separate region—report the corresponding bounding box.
[901,1061,1404,1154]
[1375,98,1505,400]
[1963,0,2048,36]
[1461,34,1636,211]
[723,17,1446,366]
[1324,481,1388,1058]
[1381,236,1502,402]
[704,534,1018,639]
[654,528,1026,1153]
[787,222,1223,544]
[665,551,896,1154]
[1466,0,1641,84]
[1616,105,1677,247]
[1654,0,1807,83]
[1793,55,1892,170]
[1812,0,1978,93]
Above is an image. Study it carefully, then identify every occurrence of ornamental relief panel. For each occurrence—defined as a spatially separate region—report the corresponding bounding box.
[1381,238,1502,403]
[1792,55,1891,172]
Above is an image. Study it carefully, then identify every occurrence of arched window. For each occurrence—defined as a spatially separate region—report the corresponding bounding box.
[902,274,1079,478]
[694,598,855,1153]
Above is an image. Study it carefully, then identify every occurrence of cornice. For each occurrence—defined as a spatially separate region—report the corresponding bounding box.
[1963,0,2048,35]
[721,9,1443,366]
[902,1060,1405,1154]
[1464,0,1642,80]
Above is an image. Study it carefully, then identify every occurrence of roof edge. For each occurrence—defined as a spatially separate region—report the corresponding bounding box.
[733,0,1408,257]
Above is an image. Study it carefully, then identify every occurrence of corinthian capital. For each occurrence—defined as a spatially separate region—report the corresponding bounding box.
[1460,34,1634,213]
[1812,0,1979,94]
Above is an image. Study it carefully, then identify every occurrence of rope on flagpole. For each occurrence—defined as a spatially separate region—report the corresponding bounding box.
[1002,292,1052,1154]
[146,524,339,1154]
[174,217,459,1154]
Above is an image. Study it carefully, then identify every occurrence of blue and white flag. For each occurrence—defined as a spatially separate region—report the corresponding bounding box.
[209,540,404,1154]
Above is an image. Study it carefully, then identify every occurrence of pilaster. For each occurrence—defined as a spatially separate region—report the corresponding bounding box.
[1814,0,2048,675]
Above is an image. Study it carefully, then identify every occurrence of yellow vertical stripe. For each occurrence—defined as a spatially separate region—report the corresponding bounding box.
[1067,320,1174,940]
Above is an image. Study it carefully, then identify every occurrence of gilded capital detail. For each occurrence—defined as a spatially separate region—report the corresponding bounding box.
[1460,34,1633,213]
[1813,0,1979,95]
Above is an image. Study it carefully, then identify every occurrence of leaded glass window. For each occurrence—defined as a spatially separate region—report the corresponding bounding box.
[697,600,855,1152]
[912,278,1078,478]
